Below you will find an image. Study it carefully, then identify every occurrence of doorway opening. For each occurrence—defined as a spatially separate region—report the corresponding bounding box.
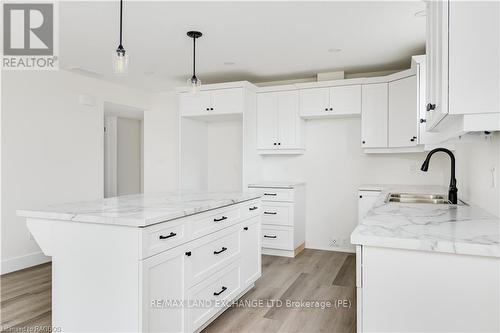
[103,102,144,198]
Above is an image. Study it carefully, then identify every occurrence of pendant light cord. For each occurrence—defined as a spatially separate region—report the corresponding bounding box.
[119,0,123,47]
[192,37,196,78]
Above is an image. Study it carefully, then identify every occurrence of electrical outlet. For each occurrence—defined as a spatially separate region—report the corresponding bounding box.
[329,237,340,248]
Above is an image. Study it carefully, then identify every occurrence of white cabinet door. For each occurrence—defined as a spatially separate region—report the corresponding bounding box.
[299,87,330,117]
[210,88,243,115]
[425,0,449,129]
[358,191,380,223]
[240,217,261,286]
[277,90,301,149]
[388,76,418,147]
[141,245,188,333]
[448,1,499,115]
[257,93,279,149]
[330,85,361,115]
[361,83,388,148]
[179,91,211,116]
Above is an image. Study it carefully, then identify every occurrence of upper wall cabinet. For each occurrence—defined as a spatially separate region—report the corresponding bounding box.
[257,90,305,154]
[179,88,243,118]
[388,76,418,148]
[361,83,388,148]
[299,85,361,118]
[426,0,499,133]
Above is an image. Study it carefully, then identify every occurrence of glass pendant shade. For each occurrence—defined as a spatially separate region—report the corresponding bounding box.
[188,75,201,93]
[113,49,129,74]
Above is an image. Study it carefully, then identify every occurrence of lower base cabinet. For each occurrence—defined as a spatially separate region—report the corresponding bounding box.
[141,216,261,333]
[356,245,500,332]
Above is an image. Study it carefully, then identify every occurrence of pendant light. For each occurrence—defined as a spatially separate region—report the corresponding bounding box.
[187,31,202,93]
[113,0,128,74]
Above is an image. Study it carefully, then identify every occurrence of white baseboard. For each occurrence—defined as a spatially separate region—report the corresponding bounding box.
[1,251,51,275]
[305,244,355,254]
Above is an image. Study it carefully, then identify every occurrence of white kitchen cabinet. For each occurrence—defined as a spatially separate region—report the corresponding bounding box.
[361,83,388,148]
[357,245,500,332]
[248,182,305,257]
[357,190,381,223]
[425,0,448,130]
[299,85,361,118]
[141,244,188,333]
[256,90,304,153]
[179,88,243,117]
[330,85,361,115]
[299,87,330,116]
[240,217,261,286]
[24,196,262,333]
[426,0,499,132]
[388,75,418,147]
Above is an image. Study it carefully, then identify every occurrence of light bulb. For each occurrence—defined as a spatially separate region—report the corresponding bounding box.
[187,75,201,93]
[113,47,129,74]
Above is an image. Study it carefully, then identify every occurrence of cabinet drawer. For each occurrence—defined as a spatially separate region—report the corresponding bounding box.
[192,206,241,238]
[186,226,240,287]
[188,262,241,332]
[261,202,293,226]
[240,200,261,220]
[249,188,294,202]
[261,225,294,250]
[142,221,187,258]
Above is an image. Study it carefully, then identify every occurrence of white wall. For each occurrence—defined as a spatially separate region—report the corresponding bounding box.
[259,118,449,252]
[143,92,179,193]
[117,117,142,195]
[454,134,500,217]
[1,70,150,274]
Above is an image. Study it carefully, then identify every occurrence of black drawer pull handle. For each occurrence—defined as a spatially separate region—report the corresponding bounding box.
[264,193,277,196]
[214,247,227,255]
[214,286,227,296]
[264,211,277,215]
[213,216,227,222]
[264,235,277,239]
[249,206,258,211]
[243,227,248,231]
[159,232,176,240]
[185,251,192,257]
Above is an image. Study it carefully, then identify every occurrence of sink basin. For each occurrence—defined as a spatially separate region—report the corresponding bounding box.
[386,193,450,204]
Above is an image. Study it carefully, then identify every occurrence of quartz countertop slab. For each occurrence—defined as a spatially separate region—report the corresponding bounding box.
[17,192,261,227]
[351,185,500,258]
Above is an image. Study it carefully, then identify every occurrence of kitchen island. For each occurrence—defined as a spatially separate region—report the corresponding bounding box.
[351,185,500,332]
[17,192,262,333]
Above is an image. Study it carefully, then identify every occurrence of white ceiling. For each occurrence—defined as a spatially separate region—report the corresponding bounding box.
[60,1,426,92]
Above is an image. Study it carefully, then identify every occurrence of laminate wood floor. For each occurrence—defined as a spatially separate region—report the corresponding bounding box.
[203,249,356,333]
[0,249,356,333]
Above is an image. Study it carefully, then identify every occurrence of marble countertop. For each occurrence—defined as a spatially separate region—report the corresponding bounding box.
[351,185,500,258]
[248,181,306,189]
[17,192,261,227]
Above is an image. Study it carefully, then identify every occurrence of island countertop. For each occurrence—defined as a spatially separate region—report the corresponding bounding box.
[351,185,500,258]
[17,192,261,227]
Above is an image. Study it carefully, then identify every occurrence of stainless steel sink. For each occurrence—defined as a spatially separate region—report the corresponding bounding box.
[386,193,450,204]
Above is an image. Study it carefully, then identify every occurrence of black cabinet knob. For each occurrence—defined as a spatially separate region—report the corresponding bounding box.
[426,103,436,111]
[410,138,415,142]
[243,227,248,231]
[420,118,427,123]
[329,108,333,111]
[277,142,281,145]
[362,141,366,144]
[206,108,209,111]
[325,108,328,111]
[273,143,277,146]
[185,251,192,256]
[359,195,363,198]
[210,107,214,110]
